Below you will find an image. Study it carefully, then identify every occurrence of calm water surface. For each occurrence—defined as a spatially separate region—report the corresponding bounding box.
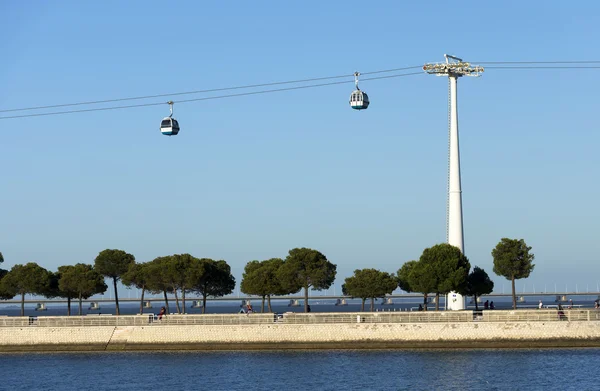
[1,349,598,390]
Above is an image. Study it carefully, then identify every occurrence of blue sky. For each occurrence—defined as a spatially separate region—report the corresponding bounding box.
[1,1,599,295]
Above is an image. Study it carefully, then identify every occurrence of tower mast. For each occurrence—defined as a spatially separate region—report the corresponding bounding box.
[423,55,484,310]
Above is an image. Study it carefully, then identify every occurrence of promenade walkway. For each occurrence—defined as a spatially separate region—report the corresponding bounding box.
[1,309,599,328]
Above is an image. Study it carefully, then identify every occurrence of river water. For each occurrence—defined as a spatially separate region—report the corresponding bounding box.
[1,348,598,390]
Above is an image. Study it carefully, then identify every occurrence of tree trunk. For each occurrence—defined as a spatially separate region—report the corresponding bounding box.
[112,277,120,316]
[174,290,181,314]
[261,296,265,313]
[361,298,365,312]
[21,291,25,317]
[182,288,186,314]
[370,298,375,312]
[512,275,517,309]
[435,293,440,311]
[304,286,309,313]
[67,297,71,316]
[423,294,428,311]
[267,295,272,313]
[474,295,479,311]
[202,293,207,314]
[78,293,83,316]
[163,289,170,314]
[139,286,145,315]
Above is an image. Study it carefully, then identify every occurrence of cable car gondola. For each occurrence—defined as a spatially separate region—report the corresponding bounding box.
[349,72,369,110]
[160,101,180,136]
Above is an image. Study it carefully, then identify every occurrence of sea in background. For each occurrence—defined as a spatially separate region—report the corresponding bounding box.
[1,348,599,390]
[1,294,599,317]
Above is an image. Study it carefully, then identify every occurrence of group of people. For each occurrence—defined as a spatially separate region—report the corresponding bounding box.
[239,302,254,314]
[539,299,573,310]
[412,302,499,311]
[539,299,576,310]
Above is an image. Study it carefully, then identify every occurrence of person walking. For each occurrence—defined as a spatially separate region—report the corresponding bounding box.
[539,300,543,309]
[558,303,566,320]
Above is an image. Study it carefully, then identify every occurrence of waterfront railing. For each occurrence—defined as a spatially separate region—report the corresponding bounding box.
[280,312,473,324]
[480,309,600,322]
[0,314,276,327]
[1,309,599,327]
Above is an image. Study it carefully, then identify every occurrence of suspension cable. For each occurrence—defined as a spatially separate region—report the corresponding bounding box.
[0,72,425,120]
[0,66,423,114]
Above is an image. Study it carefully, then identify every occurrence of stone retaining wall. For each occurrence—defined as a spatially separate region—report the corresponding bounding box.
[0,326,115,351]
[2,321,600,352]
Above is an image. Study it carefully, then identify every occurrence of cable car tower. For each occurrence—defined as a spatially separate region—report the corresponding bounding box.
[423,54,484,310]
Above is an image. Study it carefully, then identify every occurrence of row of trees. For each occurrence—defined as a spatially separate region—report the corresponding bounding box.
[1,251,110,316]
[396,243,485,311]
[0,238,534,315]
[394,239,533,311]
[240,248,337,313]
[396,239,534,311]
[239,239,533,313]
[0,249,236,316]
[119,253,236,316]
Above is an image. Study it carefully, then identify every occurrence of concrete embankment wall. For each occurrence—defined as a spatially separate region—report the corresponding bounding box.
[3,321,600,352]
[0,326,115,351]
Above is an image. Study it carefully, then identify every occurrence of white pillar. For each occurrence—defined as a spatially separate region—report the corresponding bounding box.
[448,75,464,252]
[447,74,465,311]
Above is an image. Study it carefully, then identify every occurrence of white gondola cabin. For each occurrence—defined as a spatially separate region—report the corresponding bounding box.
[161,101,180,136]
[349,72,370,110]
[161,117,180,136]
[350,90,369,110]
